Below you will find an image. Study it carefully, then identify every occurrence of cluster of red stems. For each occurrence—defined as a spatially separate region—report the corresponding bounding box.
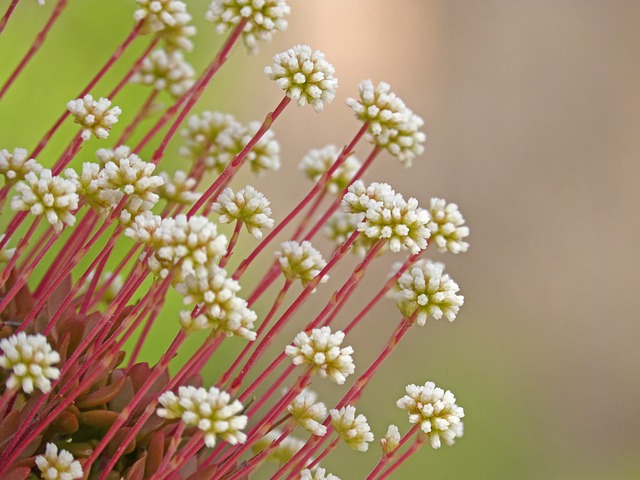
[0,2,466,479]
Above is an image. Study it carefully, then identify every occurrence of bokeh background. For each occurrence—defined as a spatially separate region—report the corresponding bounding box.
[1,0,639,478]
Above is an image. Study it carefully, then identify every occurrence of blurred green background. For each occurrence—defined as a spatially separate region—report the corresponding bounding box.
[1,0,639,479]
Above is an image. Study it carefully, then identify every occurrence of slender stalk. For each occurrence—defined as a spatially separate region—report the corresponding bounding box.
[115,89,160,147]
[230,232,360,397]
[134,19,249,159]
[218,280,291,388]
[365,424,421,480]
[229,423,295,479]
[233,122,369,280]
[0,0,20,36]
[29,20,144,160]
[376,433,426,480]
[187,96,291,216]
[219,220,243,268]
[0,0,68,98]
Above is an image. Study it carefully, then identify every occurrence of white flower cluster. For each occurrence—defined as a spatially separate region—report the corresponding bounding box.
[342,181,431,254]
[323,211,385,258]
[175,264,257,340]
[158,170,200,205]
[130,48,195,97]
[265,45,338,112]
[380,424,401,454]
[288,389,328,436]
[128,214,227,279]
[11,169,79,232]
[299,144,361,195]
[285,327,355,385]
[396,381,464,449]
[66,94,121,141]
[35,443,83,480]
[393,260,464,325]
[67,146,164,223]
[276,240,328,287]
[157,385,248,447]
[134,0,187,31]
[252,429,305,464]
[301,468,341,480]
[212,185,274,239]
[427,198,470,254]
[207,0,291,54]
[330,405,374,452]
[0,148,42,183]
[180,111,280,174]
[346,80,426,166]
[0,333,60,394]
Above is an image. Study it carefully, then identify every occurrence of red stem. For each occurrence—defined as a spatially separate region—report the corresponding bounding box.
[0,0,20,36]
[115,88,160,147]
[29,20,144,160]
[365,424,421,480]
[187,96,291,216]
[376,433,426,480]
[233,122,370,281]
[218,280,291,389]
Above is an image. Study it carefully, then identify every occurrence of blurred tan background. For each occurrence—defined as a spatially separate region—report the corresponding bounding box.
[1,0,639,478]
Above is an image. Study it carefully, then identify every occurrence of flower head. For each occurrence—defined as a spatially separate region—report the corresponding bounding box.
[427,198,470,254]
[265,45,338,112]
[142,214,228,279]
[66,94,121,141]
[276,240,328,287]
[380,424,401,454]
[343,181,431,254]
[396,381,465,449]
[35,443,83,480]
[130,48,195,97]
[134,0,187,31]
[175,265,257,341]
[346,80,425,166]
[157,385,248,447]
[300,468,341,480]
[346,80,410,136]
[157,10,197,52]
[0,333,60,394]
[242,120,281,174]
[393,259,463,325]
[288,389,328,436]
[65,162,121,216]
[330,405,374,452]
[212,185,274,239]
[285,327,355,385]
[299,145,361,194]
[0,148,42,183]
[11,169,79,232]
[179,111,242,172]
[158,170,200,205]
[207,0,291,54]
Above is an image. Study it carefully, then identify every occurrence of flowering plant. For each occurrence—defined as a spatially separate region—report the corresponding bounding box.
[0,1,469,479]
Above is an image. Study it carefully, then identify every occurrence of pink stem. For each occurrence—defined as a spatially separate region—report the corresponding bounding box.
[134,19,249,159]
[219,220,243,268]
[365,424,421,480]
[230,232,360,398]
[376,433,426,480]
[0,0,20,36]
[0,0,68,97]
[229,424,296,479]
[303,145,380,242]
[342,253,418,335]
[187,96,291,216]
[29,20,144,160]
[218,280,291,388]
[115,88,160,147]
[233,122,370,281]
